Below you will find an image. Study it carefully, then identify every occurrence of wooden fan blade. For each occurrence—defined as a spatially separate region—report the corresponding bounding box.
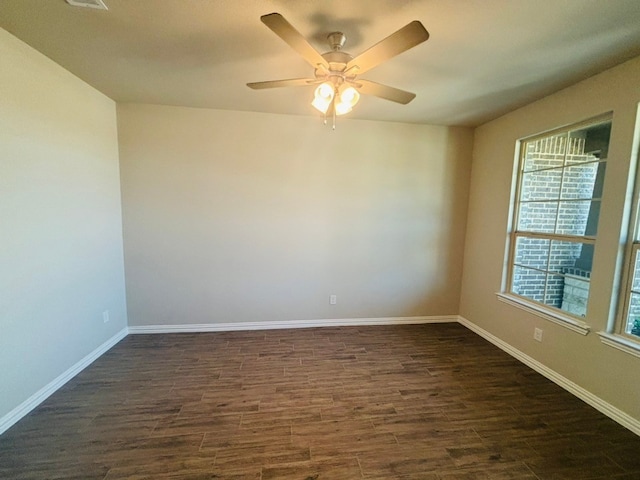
[261,13,328,68]
[347,21,429,75]
[247,78,318,89]
[356,79,416,104]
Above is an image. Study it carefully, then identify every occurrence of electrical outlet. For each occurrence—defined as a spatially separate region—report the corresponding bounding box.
[102,310,110,324]
[330,295,337,305]
[534,327,543,342]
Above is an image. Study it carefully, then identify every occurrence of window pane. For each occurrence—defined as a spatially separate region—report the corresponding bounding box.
[565,122,611,164]
[556,200,599,236]
[630,248,640,292]
[544,273,565,309]
[565,151,600,165]
[560,274,590,317]
[560,163,602,200]
[511,265,546,303]
[521,168,562,201]
[549,240,593,274]
[523,134,566,172]
[565,136,599,165]
[626,293,640,338]
[514,237,550,270]
[517,202,558,233]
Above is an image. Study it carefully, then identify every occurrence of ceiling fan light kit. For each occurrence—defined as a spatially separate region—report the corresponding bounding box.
[247,13,429,129]
[312,82,360,114]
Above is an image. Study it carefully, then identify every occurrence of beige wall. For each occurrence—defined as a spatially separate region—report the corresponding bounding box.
[117,104,473,326]
[0,28,127,421]
[460,56,640,420]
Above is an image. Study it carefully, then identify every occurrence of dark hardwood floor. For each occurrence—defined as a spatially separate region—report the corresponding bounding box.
[1,323,639,479]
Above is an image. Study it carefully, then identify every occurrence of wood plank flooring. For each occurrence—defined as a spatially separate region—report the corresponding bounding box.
[1,323,639,479]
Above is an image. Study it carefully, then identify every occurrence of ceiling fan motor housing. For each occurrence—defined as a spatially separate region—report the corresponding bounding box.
[317,50,355,86]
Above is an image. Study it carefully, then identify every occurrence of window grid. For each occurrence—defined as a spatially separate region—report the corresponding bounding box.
[507,117,611,319]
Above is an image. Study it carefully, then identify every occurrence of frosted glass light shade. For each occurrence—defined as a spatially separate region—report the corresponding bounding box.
[334,86,360,115]
[340,86,360,106]
[335,102,352,115]
[312,82,334,113]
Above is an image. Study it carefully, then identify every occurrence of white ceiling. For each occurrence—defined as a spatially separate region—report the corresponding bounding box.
[2,0,640,126]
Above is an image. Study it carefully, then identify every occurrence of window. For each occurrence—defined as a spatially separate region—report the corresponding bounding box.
[506,116,612,324]
[622,243,640,339]
[599,109,640,357]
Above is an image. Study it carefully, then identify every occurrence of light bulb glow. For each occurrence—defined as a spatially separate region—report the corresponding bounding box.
[312,96,331,113]
[340,86,360,106]
[334,85,359,116]
[335,102,352,116]
[316,82,334,100]
[312,82,335,113]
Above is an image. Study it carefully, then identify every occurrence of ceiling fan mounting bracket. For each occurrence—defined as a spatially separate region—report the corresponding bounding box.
[327,32,346,51]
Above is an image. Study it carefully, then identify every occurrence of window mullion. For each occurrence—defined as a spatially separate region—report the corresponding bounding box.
[514,231,596,245]
[520,196,603,204]
[553,132,569,236]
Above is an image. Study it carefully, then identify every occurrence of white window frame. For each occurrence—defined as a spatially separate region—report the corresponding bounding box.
[499,114,612,334]
[599,108,640,357]
[600,244,640,358]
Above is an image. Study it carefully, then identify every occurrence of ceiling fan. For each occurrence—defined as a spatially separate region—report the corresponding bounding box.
[247,13,429,127]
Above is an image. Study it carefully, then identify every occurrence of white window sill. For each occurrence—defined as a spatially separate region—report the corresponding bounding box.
[597,332,640,359]
[496,293,591,335]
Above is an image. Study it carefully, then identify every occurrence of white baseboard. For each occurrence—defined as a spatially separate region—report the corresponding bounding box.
[0,327,128,436]
[457,316,640,436]
[128,315,457,334]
